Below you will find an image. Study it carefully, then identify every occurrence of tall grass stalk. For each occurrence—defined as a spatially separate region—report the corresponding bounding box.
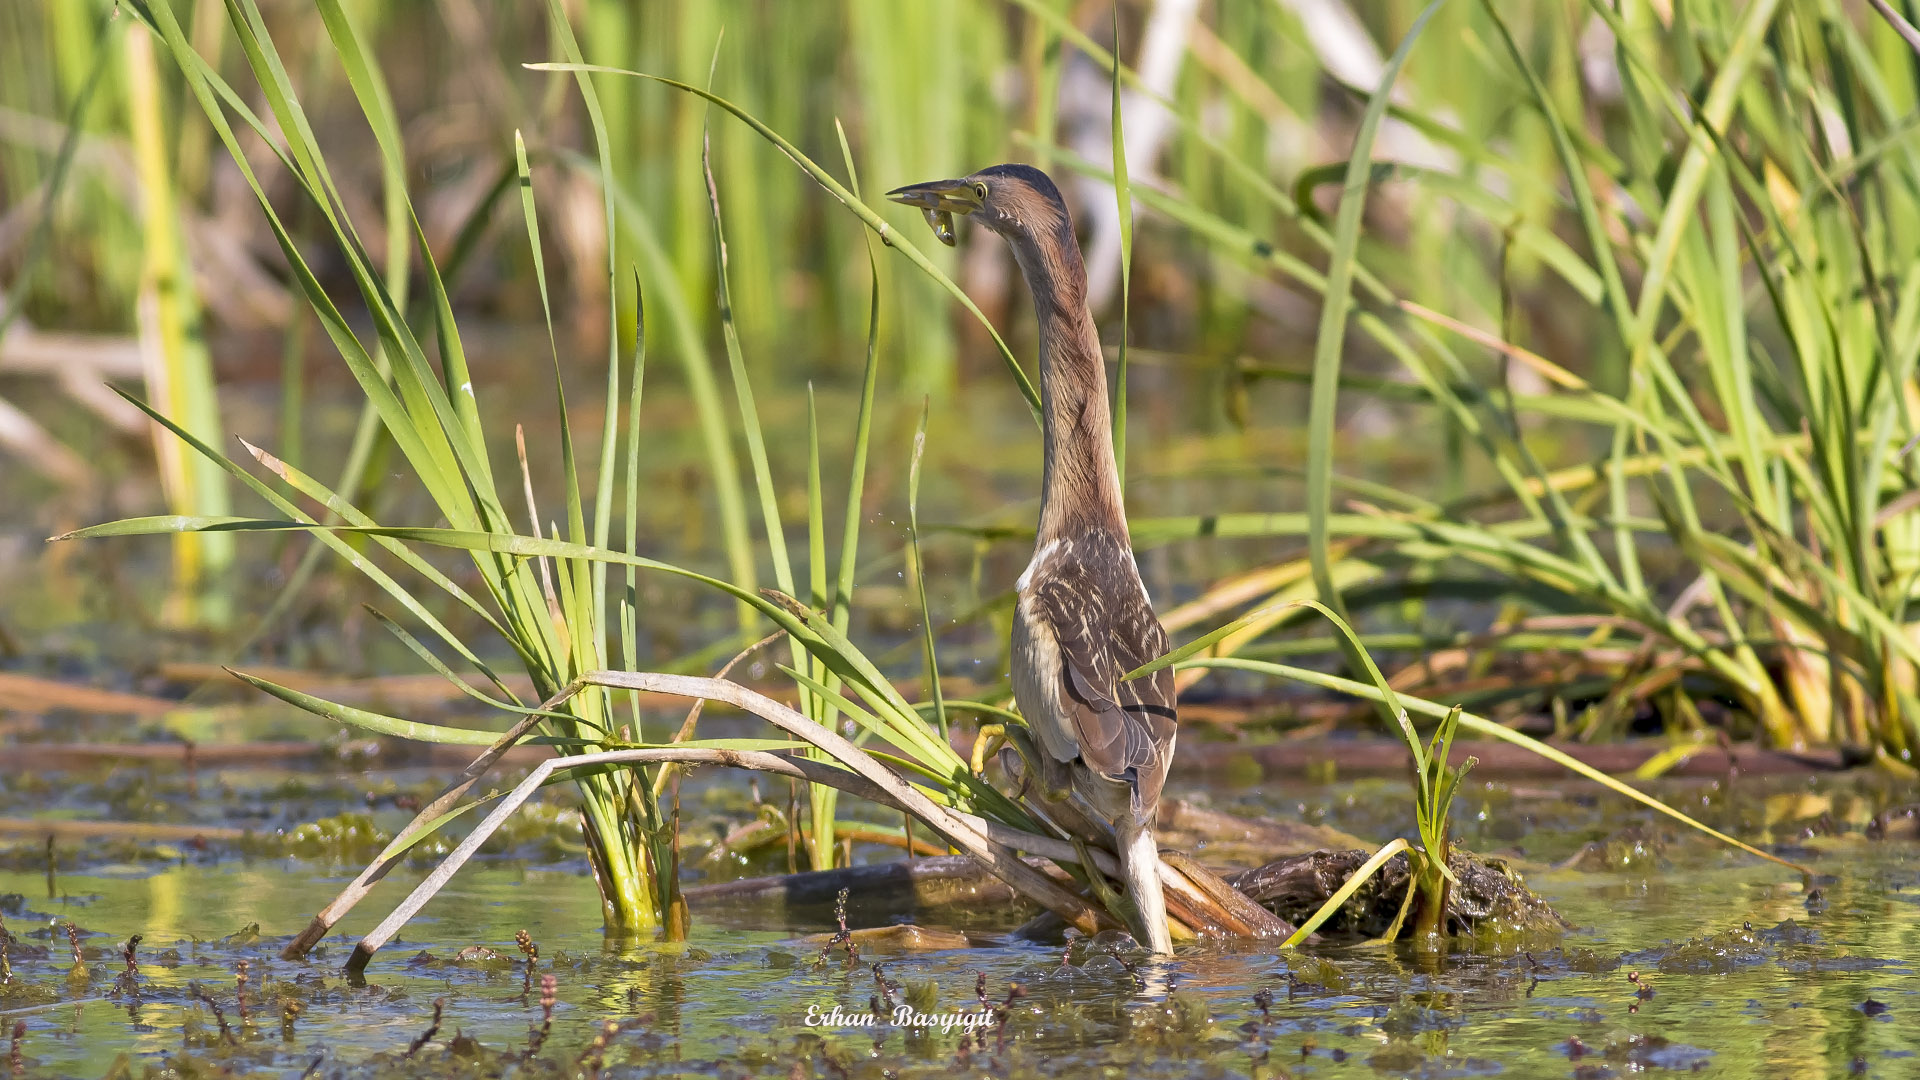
[907,401,947,744]
[805,124,890,868]
[699,122,864,871]
[122,22,231,623]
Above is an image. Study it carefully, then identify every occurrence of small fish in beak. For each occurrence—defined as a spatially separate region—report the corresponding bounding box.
[924,208,956,246]
[886,178,983,247]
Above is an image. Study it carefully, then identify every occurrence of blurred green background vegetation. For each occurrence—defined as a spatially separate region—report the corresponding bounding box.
[9,0,1920,766]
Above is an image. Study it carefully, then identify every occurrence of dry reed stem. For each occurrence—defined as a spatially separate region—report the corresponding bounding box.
[340,672,1277,968]
[282,710,544,959]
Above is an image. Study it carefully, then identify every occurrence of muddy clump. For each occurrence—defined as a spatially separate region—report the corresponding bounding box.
[1231,848,1568,942]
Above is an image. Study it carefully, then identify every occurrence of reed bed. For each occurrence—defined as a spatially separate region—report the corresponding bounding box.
[13,0,1920,758]
[1057,0,1920,763]
[27,0,1824,951]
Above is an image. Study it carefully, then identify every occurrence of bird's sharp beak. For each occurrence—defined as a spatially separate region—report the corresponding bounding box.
[884,179,981,214]
[886,179,980,247]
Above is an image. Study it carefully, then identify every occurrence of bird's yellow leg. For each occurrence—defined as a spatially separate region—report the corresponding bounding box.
[970,724,1006,777]
[1072,837,1143,937]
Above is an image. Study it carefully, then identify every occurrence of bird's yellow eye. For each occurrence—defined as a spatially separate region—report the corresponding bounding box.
[974,182,988,200]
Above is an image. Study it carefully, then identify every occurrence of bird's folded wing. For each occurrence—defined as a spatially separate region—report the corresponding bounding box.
[1029,560,1177,804]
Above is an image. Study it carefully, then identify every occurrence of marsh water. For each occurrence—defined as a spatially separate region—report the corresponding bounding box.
[1,750,1914,1078]
[4,341,1917,1078]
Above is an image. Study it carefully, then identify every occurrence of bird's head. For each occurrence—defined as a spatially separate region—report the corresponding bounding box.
[886,163,1072,249]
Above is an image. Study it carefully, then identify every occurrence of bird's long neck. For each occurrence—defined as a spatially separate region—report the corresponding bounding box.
[1009,229,1126,546]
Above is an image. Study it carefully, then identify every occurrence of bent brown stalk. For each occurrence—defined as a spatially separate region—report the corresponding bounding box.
[339,672,1281,971]
[344,673,1097,972]
[282,711,545,960]
[565,675,1274,940]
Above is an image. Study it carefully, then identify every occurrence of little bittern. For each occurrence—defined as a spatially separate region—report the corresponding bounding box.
[888,164,1178,953]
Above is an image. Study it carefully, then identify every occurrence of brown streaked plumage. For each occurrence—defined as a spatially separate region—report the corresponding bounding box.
[888,164,1179,953]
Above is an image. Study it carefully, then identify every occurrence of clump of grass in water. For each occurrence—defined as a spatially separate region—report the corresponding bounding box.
[1129,596,1804,944]
[73,0,741,940]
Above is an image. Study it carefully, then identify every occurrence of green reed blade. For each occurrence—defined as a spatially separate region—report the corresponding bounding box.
[1308,0,1446,625]
[82,388,532,693]
[515,132,597,696]
[137,1,480,533]
[778,665,914,762]
[230,669,502,746]
[1280,838,1411,948]
[1127,597,1424,778]
[233,3,455,522]
[559,147,757,633]
[805,383,836,865]
[807,387,828,617]
[1186,656,1808,874]
[830,118,881,639]
[788,120,890,773]
[622,273,648,731]
[700,129,797,604]
[1618,0,1786,360]
[313,0,407,313]
[543,0,625,670]
[365,609,580,722]
[908,400,947,743]
[524,61,1041,419]
[696,116,829,867]
[237,438,523,692]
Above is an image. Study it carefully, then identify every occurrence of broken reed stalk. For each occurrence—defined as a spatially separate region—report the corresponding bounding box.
[282,710,545,959]
[189,983,237,1046]
[346,675,1095,971]
[1160,850,1294,937]
[340,671,1275,971]
[405,998,445,1058]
